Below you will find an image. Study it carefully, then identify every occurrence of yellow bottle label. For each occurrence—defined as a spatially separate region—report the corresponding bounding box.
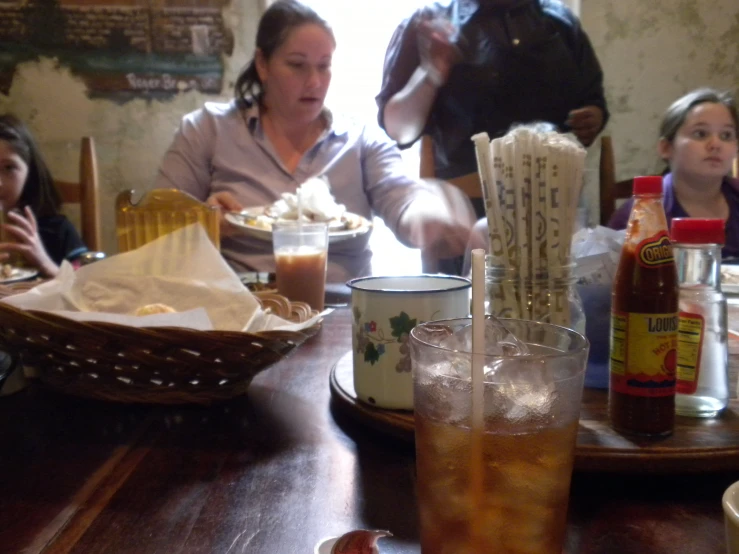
[676,311,704,395]
[610,311,677,397]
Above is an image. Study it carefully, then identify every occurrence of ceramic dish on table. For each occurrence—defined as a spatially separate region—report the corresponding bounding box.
[225,207,372,244]
[0,267,38,285]
[722,265,739,295]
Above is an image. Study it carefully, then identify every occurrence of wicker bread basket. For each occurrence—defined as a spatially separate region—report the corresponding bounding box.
[0,284,320,405]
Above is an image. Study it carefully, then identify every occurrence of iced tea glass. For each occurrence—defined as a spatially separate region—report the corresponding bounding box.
[410,318,589,554]
[272,221,328,311]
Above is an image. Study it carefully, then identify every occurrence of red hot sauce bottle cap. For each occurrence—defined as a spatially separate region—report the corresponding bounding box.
[632,175,663,196]
[671,218,726,246]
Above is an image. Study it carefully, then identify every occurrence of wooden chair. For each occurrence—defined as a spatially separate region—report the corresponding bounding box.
[598,135,634,226]
[115,188,220,253]
[54,137,101,252]
[418,135,483,273]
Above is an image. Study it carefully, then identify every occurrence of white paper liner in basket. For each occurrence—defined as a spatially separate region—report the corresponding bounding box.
[0,225,323,333]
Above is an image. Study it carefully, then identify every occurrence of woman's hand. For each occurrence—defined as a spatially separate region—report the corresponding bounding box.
[206,191,244,238]
[398,180,476,257]
[0,207,59,278]
[417,19,462,86]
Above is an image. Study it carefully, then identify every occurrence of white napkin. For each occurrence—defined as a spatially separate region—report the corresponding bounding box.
[1,225,321,333]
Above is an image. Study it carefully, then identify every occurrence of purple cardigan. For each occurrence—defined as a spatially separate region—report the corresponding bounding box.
[607,173,739,260]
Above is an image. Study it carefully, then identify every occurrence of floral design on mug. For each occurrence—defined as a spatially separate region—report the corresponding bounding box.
[353,307,417,371]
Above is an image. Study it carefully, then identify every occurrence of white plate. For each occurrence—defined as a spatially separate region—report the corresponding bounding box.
[0,267,38,285]
[225,206,372,244]
[721,265,739,294]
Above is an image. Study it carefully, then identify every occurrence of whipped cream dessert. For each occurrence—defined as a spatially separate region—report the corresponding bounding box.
[253,177,362,231]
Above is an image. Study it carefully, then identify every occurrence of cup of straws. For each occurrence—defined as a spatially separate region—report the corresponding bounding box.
[472,126,587,330]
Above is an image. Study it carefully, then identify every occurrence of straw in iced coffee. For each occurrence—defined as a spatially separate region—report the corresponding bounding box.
[470,248,486,546]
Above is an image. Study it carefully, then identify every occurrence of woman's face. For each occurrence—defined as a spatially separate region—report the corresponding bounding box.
[659,102,738,181]
[256,23,334,125]
[0,139,28,211]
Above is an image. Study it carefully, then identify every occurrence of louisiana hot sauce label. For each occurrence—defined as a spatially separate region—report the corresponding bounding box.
[610,311,678,397]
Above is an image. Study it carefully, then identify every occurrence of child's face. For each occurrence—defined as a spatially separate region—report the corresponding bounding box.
[0,139,28,212]
[660,102,738,181]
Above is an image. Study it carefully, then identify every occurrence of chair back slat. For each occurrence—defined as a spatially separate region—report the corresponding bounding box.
[598,135,616,226]
[55,137,101,252]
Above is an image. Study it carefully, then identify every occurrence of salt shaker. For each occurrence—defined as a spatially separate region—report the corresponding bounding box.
[671,218,729,418]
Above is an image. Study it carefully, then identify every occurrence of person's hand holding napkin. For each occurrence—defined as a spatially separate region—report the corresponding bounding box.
[397,179,476,258]
[1,224,321,333]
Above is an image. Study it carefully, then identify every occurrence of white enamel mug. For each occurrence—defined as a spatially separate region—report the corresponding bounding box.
[724,481,739,554]
[346,275,471,410]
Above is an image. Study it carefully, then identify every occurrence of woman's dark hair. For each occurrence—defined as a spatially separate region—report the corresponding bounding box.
[0,114,62,218]
[660,87,738,143]
[234,0,334,108]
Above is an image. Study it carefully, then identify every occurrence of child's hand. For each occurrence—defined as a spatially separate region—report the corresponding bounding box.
[0,207,59,278]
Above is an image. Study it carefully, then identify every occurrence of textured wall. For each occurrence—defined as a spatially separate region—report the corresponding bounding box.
[1,0,737,252]
[0,0,258,253]
[583,0,739,179]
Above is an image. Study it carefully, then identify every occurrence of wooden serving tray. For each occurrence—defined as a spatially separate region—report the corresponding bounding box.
[329,351,739,473]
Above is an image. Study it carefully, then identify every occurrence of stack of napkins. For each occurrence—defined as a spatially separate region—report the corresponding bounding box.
[1,225,322,333]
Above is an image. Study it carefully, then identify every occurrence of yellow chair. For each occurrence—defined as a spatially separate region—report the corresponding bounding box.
[116,189,220,253]
[55,137,101,252]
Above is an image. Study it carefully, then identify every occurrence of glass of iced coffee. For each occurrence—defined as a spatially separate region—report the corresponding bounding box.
[272,221,329,311]
[410,317,588,554]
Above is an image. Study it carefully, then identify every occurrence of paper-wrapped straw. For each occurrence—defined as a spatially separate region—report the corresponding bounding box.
[296,186,304,246]
[471,248,485,426]
[493,136,522,319]
[473,133,517,319]
[472,133,507,266]
[470,248,485,536]
[499,136,517,268]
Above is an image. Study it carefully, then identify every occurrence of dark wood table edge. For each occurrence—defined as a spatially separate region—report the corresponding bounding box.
[329,353,739,473]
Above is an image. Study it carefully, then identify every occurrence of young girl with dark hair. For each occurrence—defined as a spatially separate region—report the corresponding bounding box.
[0,114,87,277]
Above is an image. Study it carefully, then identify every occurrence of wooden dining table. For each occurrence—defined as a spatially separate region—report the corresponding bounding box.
[1,306,737,554]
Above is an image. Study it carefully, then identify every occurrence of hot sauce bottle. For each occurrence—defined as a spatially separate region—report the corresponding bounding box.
[609,176,678,436]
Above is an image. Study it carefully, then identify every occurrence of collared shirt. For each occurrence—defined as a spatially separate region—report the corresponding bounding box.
[608,173,739,260]
[156,101,424,281]
[377,0,609,179]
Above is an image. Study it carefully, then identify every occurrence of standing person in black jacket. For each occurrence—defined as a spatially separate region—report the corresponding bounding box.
[377,0,609,274]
